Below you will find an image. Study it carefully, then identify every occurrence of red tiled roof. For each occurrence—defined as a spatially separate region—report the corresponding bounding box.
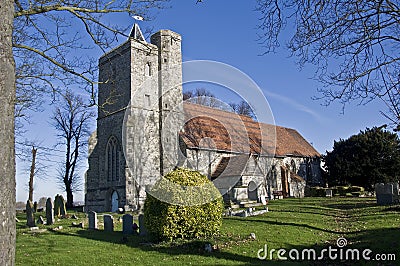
[181,102,320,157]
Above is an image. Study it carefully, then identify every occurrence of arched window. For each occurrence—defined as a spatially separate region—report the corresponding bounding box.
[145,62,152,76]
[106,136,120,181]
[269,165,277,188]
[290,160,296,173]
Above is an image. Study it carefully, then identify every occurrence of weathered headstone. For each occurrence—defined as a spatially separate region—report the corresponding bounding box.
[37,216,44,224]
[103,214,114,232]
[204,243,212,253]
[54,195,61,216]
[376,183,396,205]
[59,195,67,217]
[46,198,54,225]
[326,189,333,197]
[260,195,267,205]
[88,211,97,230]
[138,214,147,236]
[122,214,133,235]
[26,200,35,227]
[54,194,67,217]
[71,222,84,228]
[133,223,139,234]
[33,201,38,212]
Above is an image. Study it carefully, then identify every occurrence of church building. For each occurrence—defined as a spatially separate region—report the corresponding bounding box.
[85,24,322,212]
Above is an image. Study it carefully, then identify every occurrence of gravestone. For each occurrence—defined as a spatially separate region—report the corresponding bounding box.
[133,223,139,234]
[59,195,67,217]
[45,198,54,225]
[33,201,38,212]
[54,195,61,216]
[122,214,133,235]
[103,215,114,232]
[72,222,84,228]
[26,200,35,227]
[138,214,147,236]
[54,194,67,217]
[37,216,44,224]
[375,183,399,205]
[326,189,333,197]
[260,196,267,205]
[88,211,97,229]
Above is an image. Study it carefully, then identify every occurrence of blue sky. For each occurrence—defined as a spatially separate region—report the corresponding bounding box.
[16,0,389,202]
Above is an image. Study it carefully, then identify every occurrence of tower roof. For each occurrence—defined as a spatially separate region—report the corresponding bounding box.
[129,23,146,42]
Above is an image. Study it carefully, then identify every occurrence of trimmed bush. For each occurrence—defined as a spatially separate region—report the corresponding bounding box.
[347,186,364,193]
[144,168,224,241]
[309,187,327,197]
[336,186,349,196]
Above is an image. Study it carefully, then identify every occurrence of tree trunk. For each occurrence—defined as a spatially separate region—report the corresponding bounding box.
[28,147,37,202]
[66,184,73,208]
[0,1,16,265]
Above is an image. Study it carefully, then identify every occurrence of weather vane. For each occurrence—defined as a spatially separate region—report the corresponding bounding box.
[132,15,144,21]
[129,15,146,42]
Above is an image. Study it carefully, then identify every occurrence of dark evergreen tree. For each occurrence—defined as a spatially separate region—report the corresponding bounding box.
[324,126,400,190]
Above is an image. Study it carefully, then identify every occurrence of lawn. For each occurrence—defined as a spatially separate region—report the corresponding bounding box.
[15,197,400,265]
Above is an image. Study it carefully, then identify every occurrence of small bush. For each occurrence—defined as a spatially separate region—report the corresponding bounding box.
[309,187,326,197]
[336,186,349,196]
[144,168,224,241]
[347,186,364,193]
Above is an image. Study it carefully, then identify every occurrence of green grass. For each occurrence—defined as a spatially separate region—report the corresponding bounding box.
[16,198,400,265]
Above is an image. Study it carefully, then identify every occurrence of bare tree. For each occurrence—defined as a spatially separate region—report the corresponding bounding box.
[183,88,224,108]
[1,1,167,263]
[256,0,400,128]
[13,0,168,108]
[28,146,37,202]
[184,88,257,119]
[0,1,16,263]
[37,197,47,208]
[229,100,255,119]
[52,90,95,208]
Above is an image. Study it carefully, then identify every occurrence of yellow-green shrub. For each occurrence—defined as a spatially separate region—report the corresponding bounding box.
[144,168,224,241]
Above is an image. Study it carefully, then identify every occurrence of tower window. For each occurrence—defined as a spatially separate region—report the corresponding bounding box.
[145,62,152,76]
[106,136,120,181]
[145,94,151,108]
[291,160,296,173]
[164,58,167,63]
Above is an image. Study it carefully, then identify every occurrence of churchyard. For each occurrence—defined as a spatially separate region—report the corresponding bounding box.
[16,197,399,265]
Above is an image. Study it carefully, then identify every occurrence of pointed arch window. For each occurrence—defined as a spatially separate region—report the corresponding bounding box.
[106,136,120,181]
[145,62,152,76]
[290,160,296,173]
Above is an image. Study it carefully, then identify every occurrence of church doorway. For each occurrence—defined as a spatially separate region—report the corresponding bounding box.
[281,166,289,197]
[111,191,119,212]
[248,181,258,201]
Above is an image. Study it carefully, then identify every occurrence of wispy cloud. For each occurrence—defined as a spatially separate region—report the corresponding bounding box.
[264,90,325,123]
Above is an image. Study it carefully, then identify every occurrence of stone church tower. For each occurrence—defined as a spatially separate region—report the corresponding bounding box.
[85,24,183,212]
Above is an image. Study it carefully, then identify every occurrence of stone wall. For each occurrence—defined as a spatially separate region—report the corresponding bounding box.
[86,29,184,212]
